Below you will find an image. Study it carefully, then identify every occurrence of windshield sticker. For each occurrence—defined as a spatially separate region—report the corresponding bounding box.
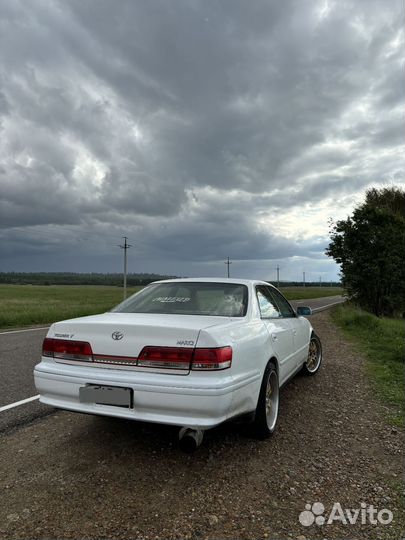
[152,296,191,303]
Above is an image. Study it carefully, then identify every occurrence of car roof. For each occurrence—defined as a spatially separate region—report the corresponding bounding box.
[153,277,272,287]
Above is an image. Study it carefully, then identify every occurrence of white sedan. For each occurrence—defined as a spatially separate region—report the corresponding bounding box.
[34,278,322,451]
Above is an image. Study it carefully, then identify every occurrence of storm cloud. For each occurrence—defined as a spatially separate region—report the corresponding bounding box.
[0,0,403,280]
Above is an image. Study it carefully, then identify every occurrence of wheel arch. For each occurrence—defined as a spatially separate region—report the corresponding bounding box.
[254,356,279,410]
[251,355,280,438]
[268,355,279,375]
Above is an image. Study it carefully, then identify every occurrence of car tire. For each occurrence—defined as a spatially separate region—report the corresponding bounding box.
[302,333,322,375]
[252,361,279,439]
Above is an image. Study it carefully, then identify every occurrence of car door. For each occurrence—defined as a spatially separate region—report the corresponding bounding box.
[269,287,309,368]
[255,286,295,385]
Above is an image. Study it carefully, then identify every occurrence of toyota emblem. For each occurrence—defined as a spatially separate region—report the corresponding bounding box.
[111,331,124,341]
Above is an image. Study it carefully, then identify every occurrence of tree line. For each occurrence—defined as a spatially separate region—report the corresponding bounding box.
[0,272,341,288]
[0,272,177,286]
[327,186,405,317]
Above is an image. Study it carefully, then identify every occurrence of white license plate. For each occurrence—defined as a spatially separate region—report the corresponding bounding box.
[79,385,132,408]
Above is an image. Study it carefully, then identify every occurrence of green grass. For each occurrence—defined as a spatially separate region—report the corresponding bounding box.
[281,286,342,300]
[332,304,404,426]
[0,284,342,330]
[0,285,142,329]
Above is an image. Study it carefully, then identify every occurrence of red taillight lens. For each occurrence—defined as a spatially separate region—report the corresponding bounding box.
[42,340,232,370]
[138,346,194,369]
[191,346,232,370]
[42,338,93,362]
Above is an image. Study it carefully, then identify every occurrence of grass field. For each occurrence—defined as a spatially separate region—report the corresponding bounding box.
[332,304,404,426]
[280,286,342,300]
[0,285,142,329]
[0,284,342,329]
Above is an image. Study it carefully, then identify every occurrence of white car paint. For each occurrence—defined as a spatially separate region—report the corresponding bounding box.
[34,278,314,430]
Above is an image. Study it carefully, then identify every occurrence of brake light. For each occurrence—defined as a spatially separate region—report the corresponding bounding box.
[191,346,232,370]
[138,346,194,369]
[42,338,93,362]
[42,340,232,370]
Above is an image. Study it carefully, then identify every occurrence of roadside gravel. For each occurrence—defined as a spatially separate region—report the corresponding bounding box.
[0,310,403,540]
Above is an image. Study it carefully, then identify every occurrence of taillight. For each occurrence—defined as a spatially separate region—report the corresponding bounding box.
[42,339,232,371]
[42,338,93,362]
[138,346,194,369]
[191,346,232,370]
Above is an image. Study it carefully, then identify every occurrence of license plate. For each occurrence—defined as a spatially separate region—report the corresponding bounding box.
[79,385,132,408]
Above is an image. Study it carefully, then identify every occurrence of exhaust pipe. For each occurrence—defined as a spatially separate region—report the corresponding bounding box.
[178,427,204,453]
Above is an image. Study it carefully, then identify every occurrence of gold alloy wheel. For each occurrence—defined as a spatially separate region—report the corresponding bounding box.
[265,370,279,430]
[306,337,321,372]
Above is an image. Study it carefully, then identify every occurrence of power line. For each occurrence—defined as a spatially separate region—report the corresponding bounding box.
[224,257,232,278]
[119,236,132,299]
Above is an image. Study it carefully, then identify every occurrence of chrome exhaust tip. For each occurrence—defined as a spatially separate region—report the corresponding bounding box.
[178,427,204,453]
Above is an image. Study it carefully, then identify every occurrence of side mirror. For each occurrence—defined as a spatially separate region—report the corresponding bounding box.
[296,306,312,316]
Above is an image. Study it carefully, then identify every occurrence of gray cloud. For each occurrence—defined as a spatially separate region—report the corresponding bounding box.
[0,0,403,279]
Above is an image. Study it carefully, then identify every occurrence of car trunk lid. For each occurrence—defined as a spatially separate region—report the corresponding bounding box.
[49,312,229,374]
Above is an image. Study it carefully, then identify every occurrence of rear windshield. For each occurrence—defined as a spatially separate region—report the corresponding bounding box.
[112,282,248,317]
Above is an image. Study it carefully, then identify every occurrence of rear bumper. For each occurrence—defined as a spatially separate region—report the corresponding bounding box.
[34,361,253,429]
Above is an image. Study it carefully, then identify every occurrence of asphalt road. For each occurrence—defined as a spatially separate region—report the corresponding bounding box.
[0,295,344,434]
[0,328,51,433]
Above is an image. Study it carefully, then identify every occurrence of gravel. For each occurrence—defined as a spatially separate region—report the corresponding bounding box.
[0,310,403,540]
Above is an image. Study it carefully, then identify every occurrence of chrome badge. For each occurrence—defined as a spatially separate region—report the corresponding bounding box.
[111,331,124,341]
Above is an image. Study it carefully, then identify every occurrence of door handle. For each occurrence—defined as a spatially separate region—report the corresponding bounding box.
[271,333,278,342]
[292,329,297,335]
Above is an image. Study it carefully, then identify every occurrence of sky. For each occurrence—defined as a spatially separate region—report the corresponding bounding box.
[0,0,403,282]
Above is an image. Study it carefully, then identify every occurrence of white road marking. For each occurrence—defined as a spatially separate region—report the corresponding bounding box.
[0,327,49,335]
[0,395,40,413]
[312,300,345,312]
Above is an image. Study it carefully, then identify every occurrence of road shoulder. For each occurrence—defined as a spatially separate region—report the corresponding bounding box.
[0,310,403,539]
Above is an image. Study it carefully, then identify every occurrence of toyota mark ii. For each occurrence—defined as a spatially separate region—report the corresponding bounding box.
[34,278,322,450]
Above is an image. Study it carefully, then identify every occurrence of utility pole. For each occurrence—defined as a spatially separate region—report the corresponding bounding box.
[119,236,132,299]
[224,257,232,278]
[276,265,280,288]
[303,271,306,288]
